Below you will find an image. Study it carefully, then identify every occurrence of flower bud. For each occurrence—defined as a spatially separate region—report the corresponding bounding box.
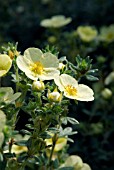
[59,63,65,70]
[47,89,62,102]
[32,80,45,91]
[8,50,20,60]
[101,88,112,99]
[104,72,114,85]
[48,36,57,43]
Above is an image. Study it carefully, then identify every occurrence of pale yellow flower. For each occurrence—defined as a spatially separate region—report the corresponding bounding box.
[99,24,114,43]
[77,26,98,42]
[60,155,91,170]
[45,136,67,152]
[54,74,94,101]
[4,145,28,154]
[16,48,60,80]
[40,15,72,28]
[11,145,28,154]
[81,163,91,170]
[62,155,83,170]
[0,54,12,77]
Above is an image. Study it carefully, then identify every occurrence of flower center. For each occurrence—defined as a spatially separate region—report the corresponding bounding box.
[65,85,77,96]
[30,61,43,75]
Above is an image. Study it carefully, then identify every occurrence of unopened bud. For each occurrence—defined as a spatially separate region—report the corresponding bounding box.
[101,88,112,99]
[48,89,62,102]
[59,63,65,70]
[104,72,114,85]
[48,36,56,43]
[32,80,45,91]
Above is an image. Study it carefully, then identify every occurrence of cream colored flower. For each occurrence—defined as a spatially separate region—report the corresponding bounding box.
[99,24,114,43]
[62,155,83,169]
[81,163,91,170]
[45,136,67,152]
[11,145,28,154]
[40,15,72,28]
[77,26,98,42]
[16,48,60,80]
[54,74,94,101]
[4,145,28,154]
[0,54,12,77]
[60,155,91,170]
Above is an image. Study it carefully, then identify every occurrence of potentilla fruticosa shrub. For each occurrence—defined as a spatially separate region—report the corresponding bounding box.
[0,43,98,170]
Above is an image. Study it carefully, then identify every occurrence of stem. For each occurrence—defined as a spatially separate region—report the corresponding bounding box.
[8,138,14,153]
[48,133,57,168]
[0,77,1,87]
[15,67,19,92]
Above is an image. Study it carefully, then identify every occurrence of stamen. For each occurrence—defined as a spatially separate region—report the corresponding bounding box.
[65,85,77,96]
[30,61,43,75]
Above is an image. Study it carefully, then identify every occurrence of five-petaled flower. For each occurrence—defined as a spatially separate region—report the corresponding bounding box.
[40,15,72,28]
[54,74,94,101]
[77,26,98,42]
[16,48,60,80]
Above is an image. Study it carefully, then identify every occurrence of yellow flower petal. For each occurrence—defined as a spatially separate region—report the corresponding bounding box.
[45,136,67,152]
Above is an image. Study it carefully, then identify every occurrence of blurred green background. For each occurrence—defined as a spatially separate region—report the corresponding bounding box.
[0,0,114,170]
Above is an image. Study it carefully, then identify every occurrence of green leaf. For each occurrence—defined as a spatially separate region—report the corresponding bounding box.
[15,140,28,146]
[76,55,82,64]
[5,92,21,103]
[3,153,15,158]
[59,127,77,137]
[20,129,32,135]
[87,69,98,74]
[39,132,52,139]
[61,117,68,125]
[0,87,21,104]
[67,117,79,125]
[48,127,59,133]
[67,138,74,143]
[86,75,99,81]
